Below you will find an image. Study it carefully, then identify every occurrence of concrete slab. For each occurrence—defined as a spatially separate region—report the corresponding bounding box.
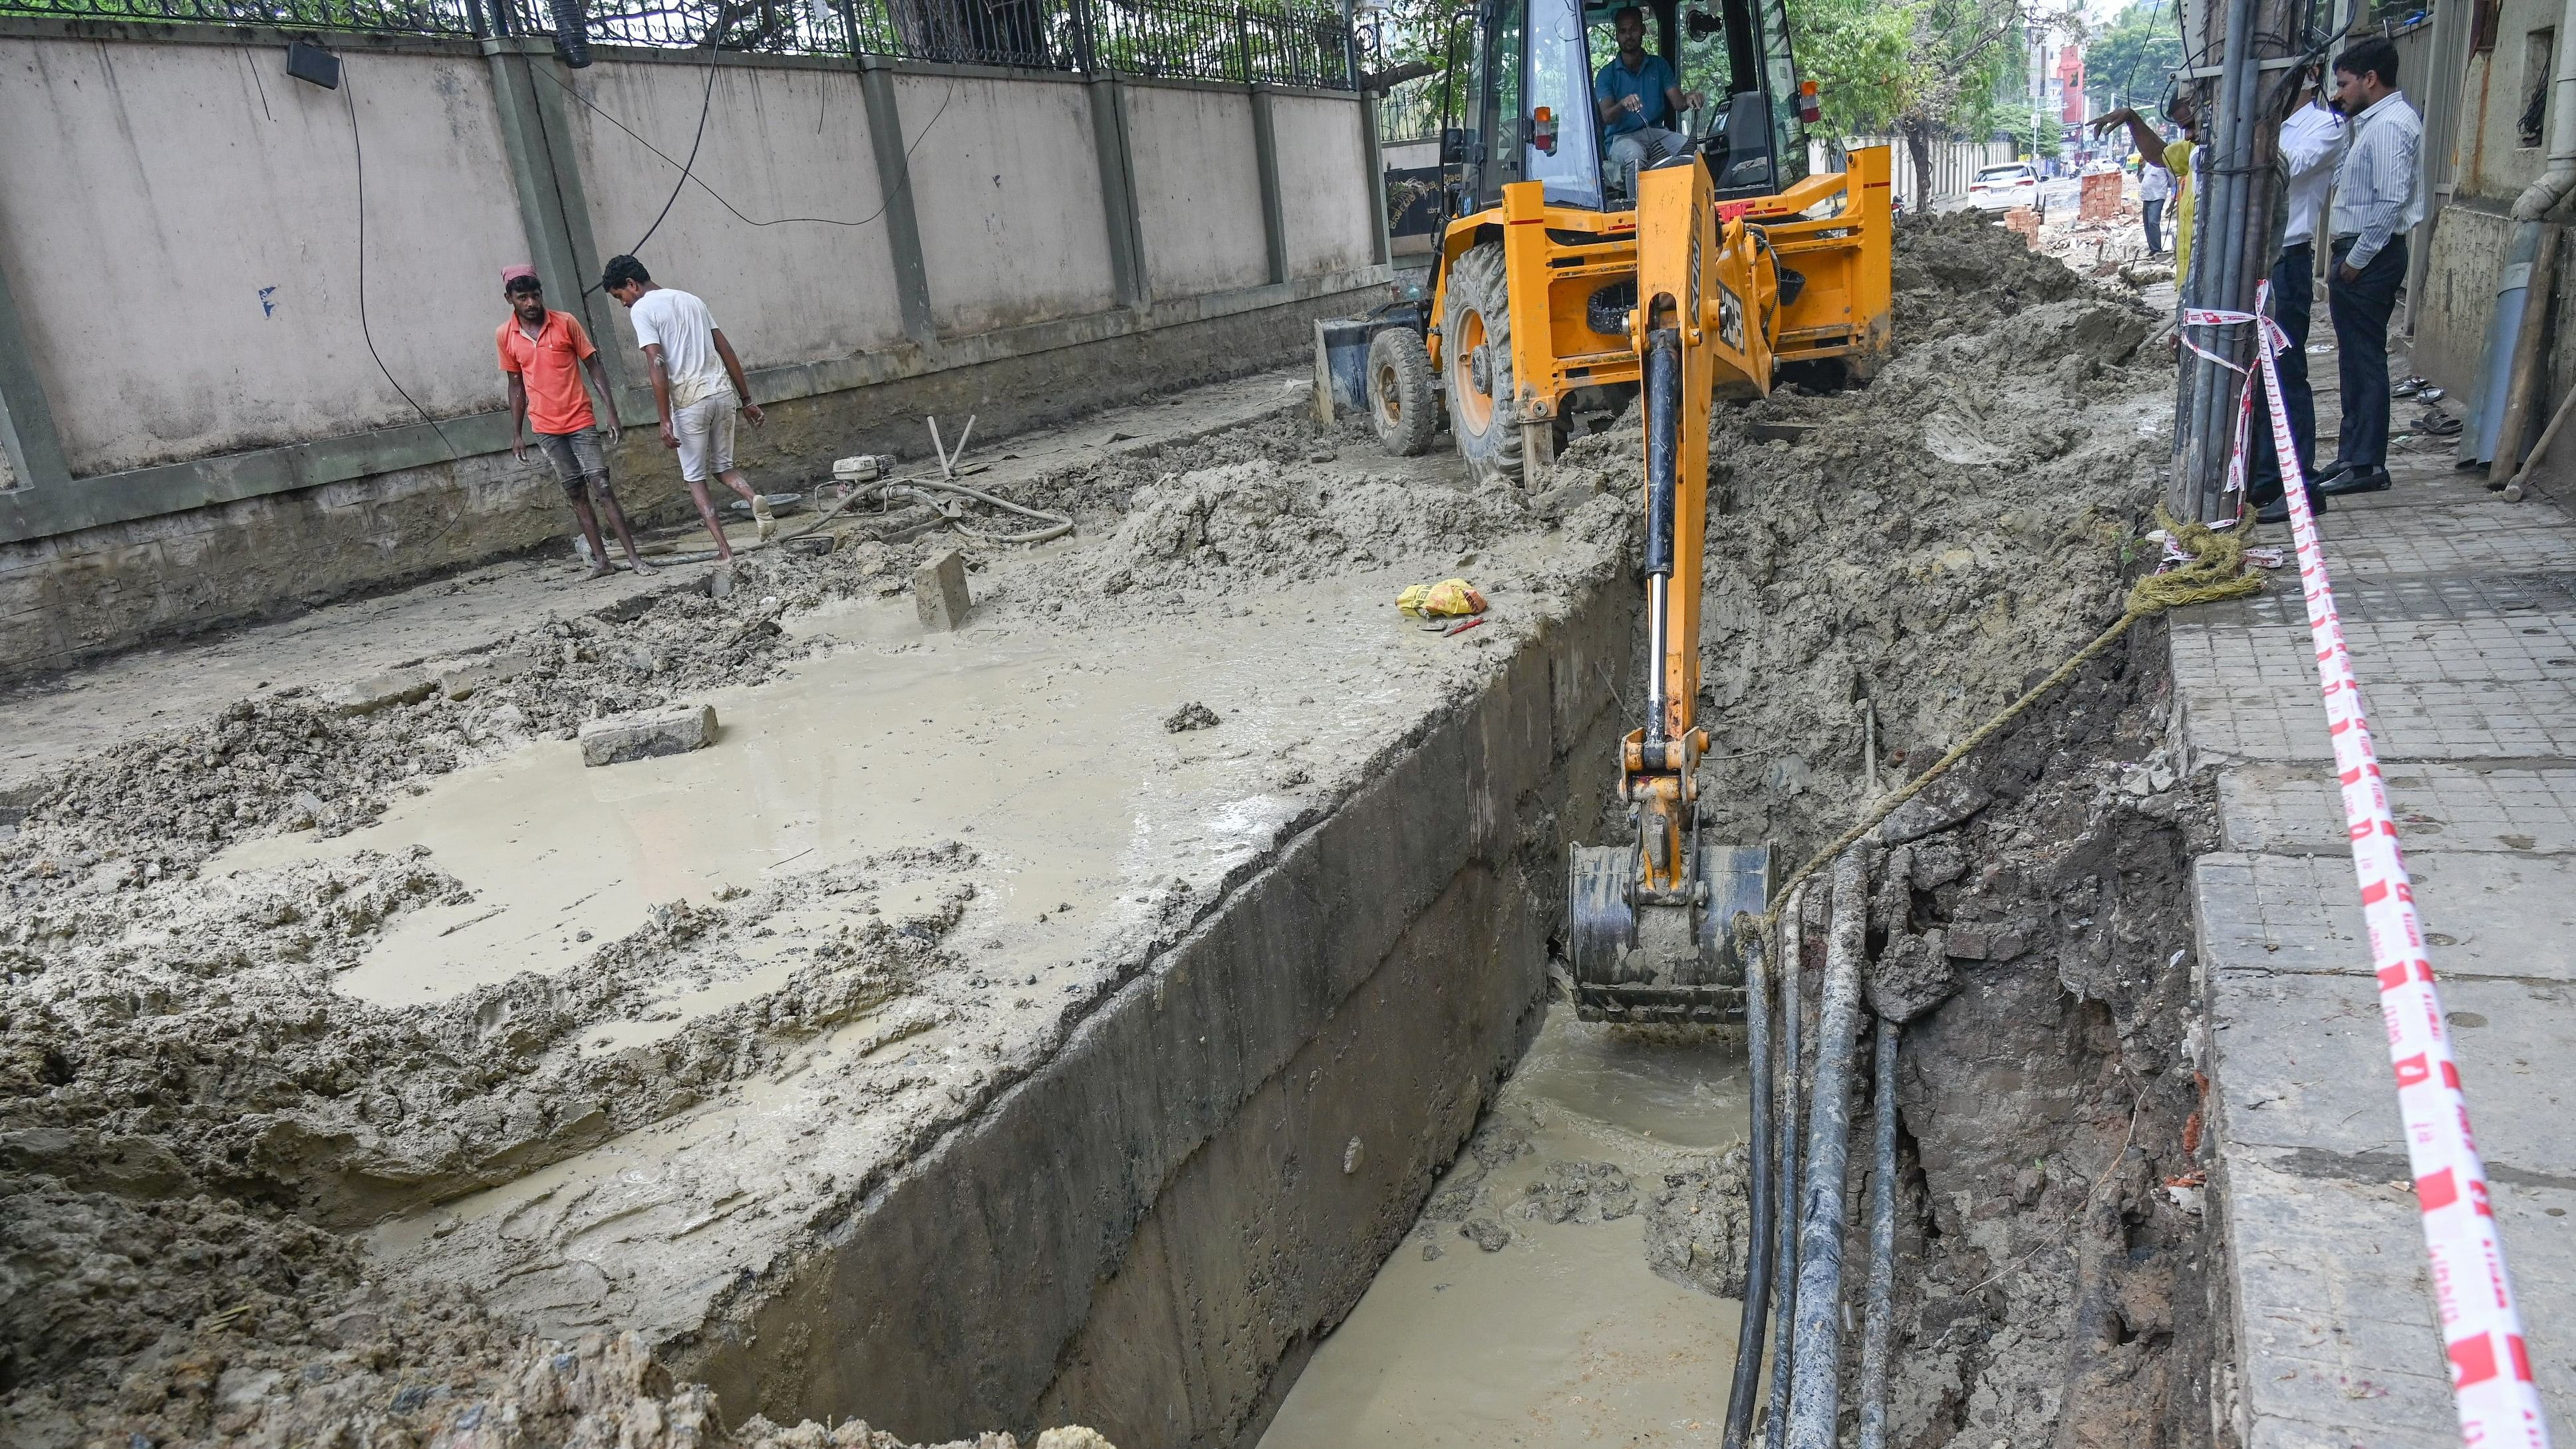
[2172,611,2576,762]
[2218,761,2576,854]
[2194,850,2576,984]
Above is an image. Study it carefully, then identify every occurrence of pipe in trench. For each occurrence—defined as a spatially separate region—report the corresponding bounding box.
[1855,1017,1900,1449]
[1760,883,1806,1449]
[1781,849,1869,1449]
[1720,912,1777,1449]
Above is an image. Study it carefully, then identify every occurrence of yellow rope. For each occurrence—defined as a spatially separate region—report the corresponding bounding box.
[1759,513,2259,920]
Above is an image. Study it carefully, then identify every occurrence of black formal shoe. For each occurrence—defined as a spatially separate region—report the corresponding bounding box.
[2255,491,2327,525]
[2309,461,2355,489]
[2317,466,2392,496]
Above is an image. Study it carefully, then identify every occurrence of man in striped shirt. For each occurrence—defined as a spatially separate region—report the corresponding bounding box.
[2317,37,2424,498]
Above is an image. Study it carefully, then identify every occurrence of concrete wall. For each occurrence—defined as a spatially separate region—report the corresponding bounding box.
[2414,0,2576,469]
[676,566,1633,1449]
[0,19,1386,677]
[0,37,521,475]
[569,57,908,368]
[1273,93,1377,278]
[1127,84,1271,298]
[898,72,1119,334]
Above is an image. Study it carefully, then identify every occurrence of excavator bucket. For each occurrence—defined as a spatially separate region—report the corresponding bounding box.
[1568,840,1771,1022]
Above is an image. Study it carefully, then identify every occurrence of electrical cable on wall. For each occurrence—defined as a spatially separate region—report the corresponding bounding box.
[623,27,726,261]
[547,66,956,259]
[345,77,464,463]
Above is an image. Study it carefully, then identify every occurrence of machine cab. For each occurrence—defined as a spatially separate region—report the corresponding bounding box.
[1450,0,1810,215]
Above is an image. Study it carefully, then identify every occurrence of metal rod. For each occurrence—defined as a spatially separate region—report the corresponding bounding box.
[1761,884,1805,1449]
[1645,575,1669,742]
[1783,847,1869,1449]
[1722,911,1777,1449]
[1856,1017,1900,1449]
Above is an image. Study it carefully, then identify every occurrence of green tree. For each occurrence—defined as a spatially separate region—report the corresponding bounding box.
[1785,0,1914,137]
[2083,1,2183,114]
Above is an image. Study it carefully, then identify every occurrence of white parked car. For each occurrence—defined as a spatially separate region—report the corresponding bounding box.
[1967,162,2042,212]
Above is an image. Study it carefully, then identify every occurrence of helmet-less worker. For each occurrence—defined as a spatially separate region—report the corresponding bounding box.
[1596,5,1704,201]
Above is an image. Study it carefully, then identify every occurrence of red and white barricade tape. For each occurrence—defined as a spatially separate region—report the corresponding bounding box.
[2236,280,2553,1449]
[2182,305,2263,510]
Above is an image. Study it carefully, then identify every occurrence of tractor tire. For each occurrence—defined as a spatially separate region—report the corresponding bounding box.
[1441,241,1524,485]
[1365,327,1439,456]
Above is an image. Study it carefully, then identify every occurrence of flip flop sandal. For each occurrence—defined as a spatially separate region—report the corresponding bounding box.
[2418,413,2463,437]
[2392,378,2426,398]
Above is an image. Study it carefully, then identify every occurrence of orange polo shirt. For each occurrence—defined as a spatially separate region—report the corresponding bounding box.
[496,309,599,436]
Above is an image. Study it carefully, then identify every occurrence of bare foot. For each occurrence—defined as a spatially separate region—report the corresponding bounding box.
[627,558,656,576]
[587,564,618,580]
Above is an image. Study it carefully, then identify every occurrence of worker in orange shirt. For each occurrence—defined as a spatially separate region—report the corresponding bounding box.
[497,266,654,579]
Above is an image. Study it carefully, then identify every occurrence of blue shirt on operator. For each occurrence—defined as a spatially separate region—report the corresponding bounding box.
[1596,53,1679,136]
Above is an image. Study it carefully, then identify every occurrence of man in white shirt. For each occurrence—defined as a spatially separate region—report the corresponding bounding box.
[598,254,772,559]
[2138,158,2172,257]
[2252,71,2345,524]
[2316,38,2424,499]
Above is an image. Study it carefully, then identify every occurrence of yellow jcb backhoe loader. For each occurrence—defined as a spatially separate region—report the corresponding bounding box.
[1344,0,1894,490]
[1328,0,1898,1019]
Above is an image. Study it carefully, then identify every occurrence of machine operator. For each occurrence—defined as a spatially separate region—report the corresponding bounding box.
[1596,5,1704,200]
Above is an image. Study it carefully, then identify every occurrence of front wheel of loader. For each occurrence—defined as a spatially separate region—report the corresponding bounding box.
[1442,242,1525,485]
[1366,327,1439,456]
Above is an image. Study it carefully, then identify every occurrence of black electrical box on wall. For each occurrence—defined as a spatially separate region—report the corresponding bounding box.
[285,37,341,90]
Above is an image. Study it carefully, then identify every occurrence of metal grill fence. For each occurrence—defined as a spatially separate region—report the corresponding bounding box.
[0,0,1356,84]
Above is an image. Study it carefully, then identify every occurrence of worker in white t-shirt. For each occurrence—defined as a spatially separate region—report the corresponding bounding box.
[599,254,772,559]
[2138,158,2173,256]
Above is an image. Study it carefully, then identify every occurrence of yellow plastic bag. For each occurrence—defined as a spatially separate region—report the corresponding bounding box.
[1397,578,1488,618]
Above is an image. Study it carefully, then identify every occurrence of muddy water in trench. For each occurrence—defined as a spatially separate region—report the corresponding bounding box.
[1260,1006,1751,1449]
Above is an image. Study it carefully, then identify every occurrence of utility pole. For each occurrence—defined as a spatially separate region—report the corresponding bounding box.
[2172,0,2309,520]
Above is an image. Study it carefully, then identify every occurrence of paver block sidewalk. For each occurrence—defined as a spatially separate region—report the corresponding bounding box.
[2180,352,2576,1448]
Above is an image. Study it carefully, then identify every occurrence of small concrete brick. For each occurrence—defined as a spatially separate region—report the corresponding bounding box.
[579,704,718,767]
[321,670,438,716]
[708,564,736,600]
[437,652,535,700]
[915,548,970,632]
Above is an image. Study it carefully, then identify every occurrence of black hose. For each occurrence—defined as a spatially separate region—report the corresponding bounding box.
[1643,327,1682,577]
[1722,912,1776,1449]
[1783,849,1868,1449]
[1761,887,1804,1449]
[1857,1017,1900,1449]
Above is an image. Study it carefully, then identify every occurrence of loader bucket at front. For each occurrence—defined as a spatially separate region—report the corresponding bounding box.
[1567,841,1772,1023]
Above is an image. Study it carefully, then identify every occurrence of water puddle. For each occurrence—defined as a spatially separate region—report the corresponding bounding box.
[209,578,1434,1011]
[1260,1006,1751,1448]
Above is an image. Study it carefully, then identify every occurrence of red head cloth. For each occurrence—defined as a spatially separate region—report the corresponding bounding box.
[501,264,539,287]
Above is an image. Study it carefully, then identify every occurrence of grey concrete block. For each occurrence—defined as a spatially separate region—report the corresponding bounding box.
[708,563,736,600]
[579,704,718,767]
[915,548,969,631]
[320,670,437,716]
[437,652,535,700]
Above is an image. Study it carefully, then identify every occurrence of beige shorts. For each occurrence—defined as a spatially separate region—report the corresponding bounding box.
[672,391,737,483]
